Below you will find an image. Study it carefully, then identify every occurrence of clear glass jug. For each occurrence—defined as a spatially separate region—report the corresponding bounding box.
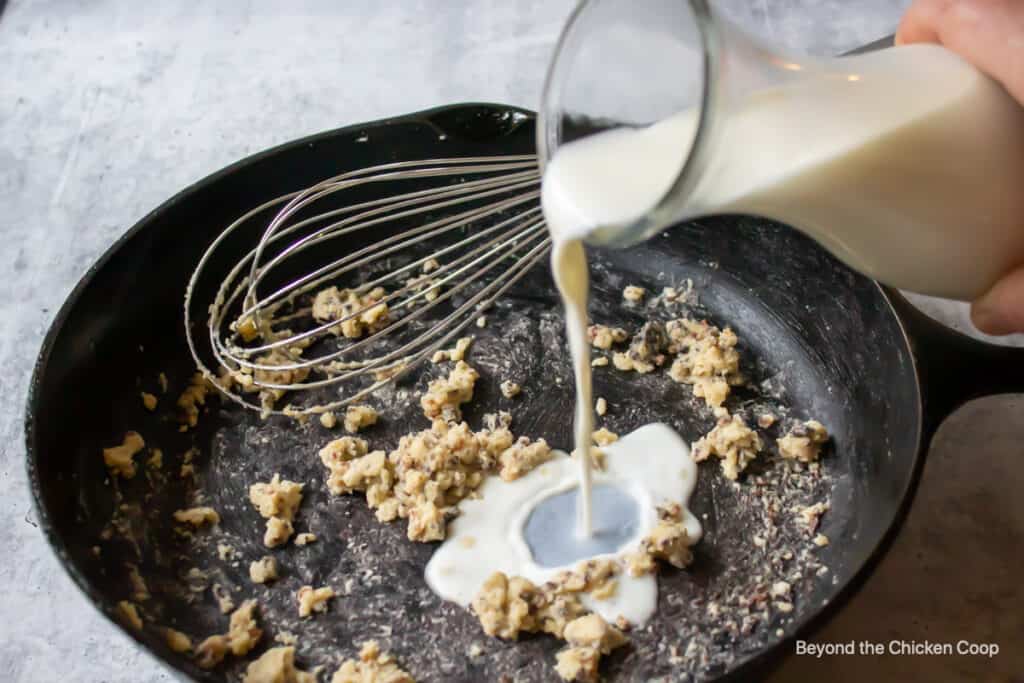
[537,0,1024,300]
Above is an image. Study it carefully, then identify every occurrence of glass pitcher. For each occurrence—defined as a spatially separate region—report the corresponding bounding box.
[537,0,1024,300]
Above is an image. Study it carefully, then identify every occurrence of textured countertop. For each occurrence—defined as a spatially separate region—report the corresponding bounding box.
[2,1,1021,681]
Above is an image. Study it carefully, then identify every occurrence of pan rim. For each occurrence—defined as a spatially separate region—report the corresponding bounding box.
[23,102,926,682]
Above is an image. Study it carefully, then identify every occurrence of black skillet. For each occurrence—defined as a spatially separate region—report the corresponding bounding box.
[25,103,1024,682]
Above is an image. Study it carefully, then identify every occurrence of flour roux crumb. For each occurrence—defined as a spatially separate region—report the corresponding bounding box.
[331,640,414,683]
[173,507,220,528]
[176,373,213,428]
[778,420,830,463]
[622,285,646,302]
[275,631,299,646]
[117,600,143,630]
[431,336,474,364]
[344,404,378,433]
[297,585,335,618]
[312,286,389,339]
[163,628,192,653]
[798,501,830,533]
[421,360,479,422]
[249,474,304,547]
[692,414,763,480]
[666,319,743,410]
[102,432,146,478]
[319,421,550,542]
[294,532,317,546]
[194,600,262,669]
[242,646,317,683]
[625,503,696,575]
[469,571,628,682]
[249,556,278,584]
[587,324,628,350]
[213,582,235,614]
[500,380,521,398]
[591,428,618,446]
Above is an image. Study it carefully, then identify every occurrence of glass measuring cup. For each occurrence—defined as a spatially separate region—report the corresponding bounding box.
[537,0,1024,300]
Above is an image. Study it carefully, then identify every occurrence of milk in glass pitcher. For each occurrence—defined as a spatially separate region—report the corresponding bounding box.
[538,0,1024,299]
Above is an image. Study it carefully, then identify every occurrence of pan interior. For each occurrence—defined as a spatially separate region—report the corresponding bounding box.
[28,111,921,682]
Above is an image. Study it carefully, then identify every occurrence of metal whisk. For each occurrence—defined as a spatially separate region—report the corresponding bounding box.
[184,155,550,416]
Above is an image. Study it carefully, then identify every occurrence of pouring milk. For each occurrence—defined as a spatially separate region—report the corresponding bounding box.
[542,43,1024,537]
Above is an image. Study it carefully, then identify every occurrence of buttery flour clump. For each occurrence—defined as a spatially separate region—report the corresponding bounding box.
[471,572,585,640]
[242,646,317,683]
[666,318,743,410]
[499,380,521,399]
[549,559,620,601]
[312,286,390,339]
[391,421,542,541]
[172,507,220,528]
[141,392,158,411]
[344,404,378,433]
[331,641,414,683]
[249,556,278,584]
[249,474,304,547]
[798,501,830,533]
[250,347,312,416]
[117,600,143,630]
[471,572,626,682]
[778,420,830,463]
[319,436,393,512]
[102,432,146,478]
[194,600,262,670]
[431,336,473,363]
[625,503,696,575]
[692,414,763,480]
[320,420,549,542]
[622,285,646,303]
[421,360,479,422]
[587,324,628,350]
[176,373,213,428]
[163,628,192,653]
[223,330,313,416]
[497,436,553,481]
[555,614,628,683]
[612,322,670,374]
[297,585,335,618]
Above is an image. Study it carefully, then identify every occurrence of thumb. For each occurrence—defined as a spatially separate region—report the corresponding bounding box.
[971,264,1024,335]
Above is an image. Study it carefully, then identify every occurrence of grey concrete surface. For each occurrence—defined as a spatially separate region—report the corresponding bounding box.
[2,1,1020,681]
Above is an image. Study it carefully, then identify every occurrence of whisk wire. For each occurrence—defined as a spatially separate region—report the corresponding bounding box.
[186,155,549,416]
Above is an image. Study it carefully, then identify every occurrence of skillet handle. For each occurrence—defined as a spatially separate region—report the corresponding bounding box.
[841,34,896,56]
[885,289,1024,439]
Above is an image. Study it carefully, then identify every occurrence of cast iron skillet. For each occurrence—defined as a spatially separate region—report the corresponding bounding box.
[25,103,1024,682]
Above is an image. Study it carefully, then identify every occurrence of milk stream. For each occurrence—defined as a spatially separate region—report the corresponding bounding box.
[542,44,1024,299]
[550,240,595,535]
[425,424,701,626]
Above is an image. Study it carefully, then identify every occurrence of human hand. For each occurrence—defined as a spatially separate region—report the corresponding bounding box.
[897,0,1024,335]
